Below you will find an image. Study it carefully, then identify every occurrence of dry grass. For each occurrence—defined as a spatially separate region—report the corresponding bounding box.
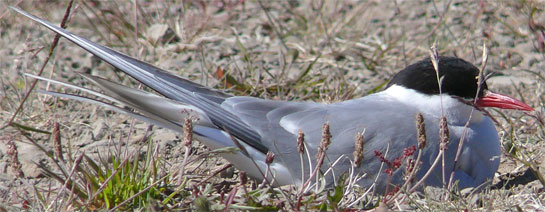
[1,0,544,211]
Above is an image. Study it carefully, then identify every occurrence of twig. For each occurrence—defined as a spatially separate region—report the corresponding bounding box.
[256,0,288,52]
[177,119,194,185]
[386,113,427,204]
[448,44,488,189]
[300,122,331,193]
[52,152,85,209]
[195,164,233,187]
[7,0,74,127]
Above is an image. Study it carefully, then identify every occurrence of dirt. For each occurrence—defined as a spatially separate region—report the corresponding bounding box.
[0,0,544,210]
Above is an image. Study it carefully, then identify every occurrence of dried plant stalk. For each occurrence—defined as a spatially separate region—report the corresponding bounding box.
[353,132,365,167]
[178,118,194,185]
[316,122,332,164]
[239,171,247,185]
[52,122,64,161]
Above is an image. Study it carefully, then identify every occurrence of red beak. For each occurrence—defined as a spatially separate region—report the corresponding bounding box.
[476,91,534,111]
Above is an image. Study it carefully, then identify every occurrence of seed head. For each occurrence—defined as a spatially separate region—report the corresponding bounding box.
[52,122,64,161]
[353,132,365,167]
[297,130,305,154]
[415,113,427,149]
[317,122,332,161]
[266,151,275,165]
[183,118,193,147]
[240,171,247,185]
[7,139,23,178]
[439,116,450,150]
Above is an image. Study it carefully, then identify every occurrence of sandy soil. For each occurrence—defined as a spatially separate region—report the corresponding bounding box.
[0,0,544,210]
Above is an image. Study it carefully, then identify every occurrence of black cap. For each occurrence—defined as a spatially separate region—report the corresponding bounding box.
[386,56,487,99]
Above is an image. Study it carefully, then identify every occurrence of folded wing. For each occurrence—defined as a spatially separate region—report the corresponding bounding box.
[11,7,267,153]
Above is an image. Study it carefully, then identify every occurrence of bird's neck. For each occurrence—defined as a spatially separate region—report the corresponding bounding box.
[383,85,485,125]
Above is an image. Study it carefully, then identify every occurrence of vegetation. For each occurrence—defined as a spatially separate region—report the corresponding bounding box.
[0,0,543,210]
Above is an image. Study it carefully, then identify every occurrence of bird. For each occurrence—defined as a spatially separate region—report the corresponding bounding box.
[12,7,533,193]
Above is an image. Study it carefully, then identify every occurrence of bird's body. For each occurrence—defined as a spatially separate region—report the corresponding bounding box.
[12,7,533,192]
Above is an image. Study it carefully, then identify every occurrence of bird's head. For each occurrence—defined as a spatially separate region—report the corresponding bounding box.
[386,56,533,111]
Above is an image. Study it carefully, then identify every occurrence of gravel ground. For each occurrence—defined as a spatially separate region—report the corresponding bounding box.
[0,1,544,210]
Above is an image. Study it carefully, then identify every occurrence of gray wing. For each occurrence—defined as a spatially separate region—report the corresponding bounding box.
[12,7,267,153]
[223,94,422,155]
[222,94,448,188]
[222,96,319,152]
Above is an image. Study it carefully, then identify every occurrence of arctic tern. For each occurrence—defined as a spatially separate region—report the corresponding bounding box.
[12,7,533,192]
